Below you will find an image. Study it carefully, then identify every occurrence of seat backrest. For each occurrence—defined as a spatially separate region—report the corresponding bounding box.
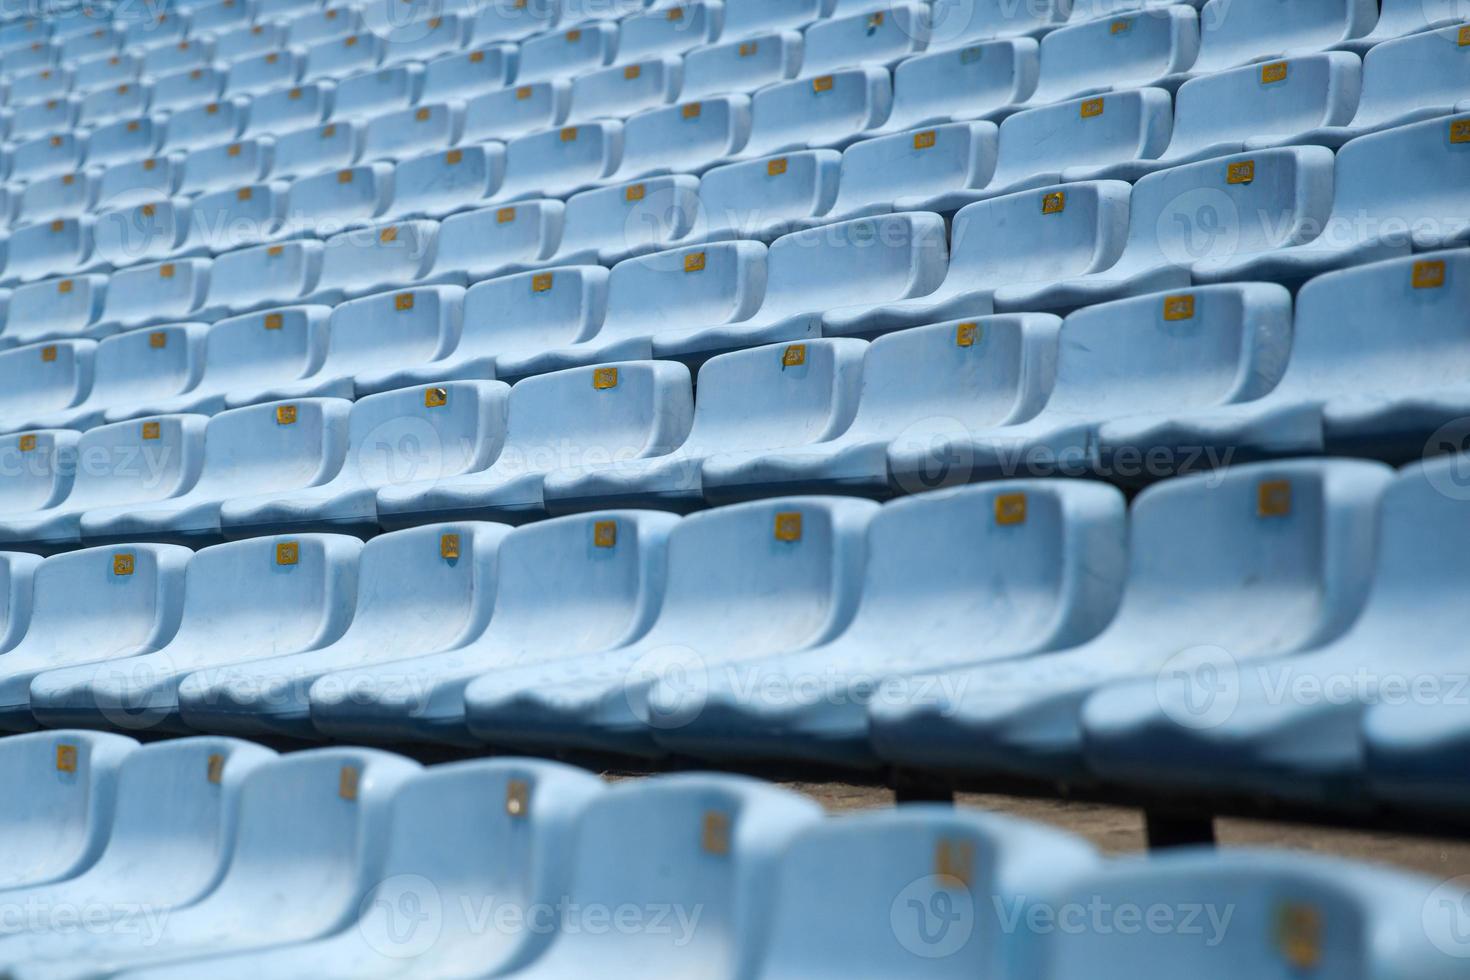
[5,273,107,345]
[0,551,39,655]
[93,196,190,269]
[243,81,334,138]
[567,57,680,125]
[431,199,565,281]
[463,80,571,143]
[1327,111,1470,233]
[379,12,472,66]
[203,240,326,319]
[313,219,438,295]
[303,32,384,82]
[1193,0,1374,74]
[343,380,509,490]
[948,181,1129,290]
[179,139,274,198]
[1169,53,1360,159]
[599,240,767,343]
[619,94,753,176]
[1030,7,1198,105]
[556,175,700,259]
[991,88,1172,186]
[460,265,608,358]
[148,65,226,113]
[362,102,460,162]
[332,63,421,119]
[698,149,842,238]
[226,48,303,96]
[63,413,209,511]
[163,97,248,152]
[285,4,360,46]
[284,163,391,232]
[516,21,616,84]
[887,40,1039,127]
[98,259,212,330]
[499,120,624,198]
[680,30,803,101]
[215,22,286,62]
[193,306,330,394]
[802,3,929,77]
[470,0,561,42]
[1353,26,1470,128]
[96,156,182,211]
[929,0,1069,42]
[722,0,819,36]
[756,807,1099,977]
[272,120,360,181]
[618,0,720,61]
[744,67,892,156]
[82,323,207,410]
[390,142,505,218]
[190,397,351,499]
[13,132,85,184]
[420,42,516,101]
[0,339,95,418]
[830,121,996,216]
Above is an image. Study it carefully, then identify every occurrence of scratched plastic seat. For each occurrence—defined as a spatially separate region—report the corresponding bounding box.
[706,316,1058,498]
[493,119,626,201]
[565,57,682,125]
[731,67,892,160]
[1186,0,1374,77]
[419,42,516,102]
[678,30,802,101]
[419,200,565,285]
[0,543,194,719]
[461,80,573,144]
[0,340,97,430]
[0,747,421,974]
[801,4,929,78]
[515,21,616,84]
[654,480,1125,766]
[96,759,605,978]
[178,521,514,738]
[0,731,135,889]
[869,459,1393,782]
[382,143,507,221]
[331,63,424,121]
[546,175,700,266]
[659,212,947,361]
[197,239,327,320]
[1009,850,1470,979]
[611,94,753,180]
[695,149,841,242]
[1083,455,1470,805]
[107,306,334,421]
[461,495,876,755]
[296,514,676,742]
[300,219,440,306]
[79,398,352,545]
[375,361,693,529]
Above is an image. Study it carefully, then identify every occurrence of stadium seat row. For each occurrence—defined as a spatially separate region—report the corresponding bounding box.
[0,730,1460,977]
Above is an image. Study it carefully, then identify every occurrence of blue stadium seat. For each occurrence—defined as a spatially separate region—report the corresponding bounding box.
[872,40,1039,136]
[0,340,96,428]
[695,149,841,242]
[1359,0,1469,43]
[190,0,250,36]
[461,495,875,755]
[10,132,86,186]
[0,737,273,964]
[197,239,327,320]
[177,140,274,198]
[462,80,573,143]
[2,274,108,348]
[363,264,606,391]
[79,398,352,545]
[654,480,1125,765]
[705,316,1059,498]
[516,21,617,83]
[0,543,192,719]
[0,731,135,888]
[107,306,333,421]
[869,459,1392,781]
[1010,849,1469,978]
[1023,6,1199,108]
[0,551,39,660]
[733,67,892,160]
[59,27,122,65]
[301,219,439,306]
[24,325,208,431]
[658,212,947,361]
[8,95,77,143]
[224,49,304,98]
[1083,455,1470,804]
[885,284,1296,488]
[928,0,1069,42]
[0,429,77,520]
[282,162,393,233]
[378,12,474,68]
[214,21,287,62]
[679,30,802,101]
[612,94,752,179]
[545,338,866,512]
[824,121,998,221]
[618,1,721,61]
[161,97,249,153]
[1187,0,1374,76]
[283,5,360,47]
[721,0,820,37]
[241,81,333,139]
[92,198,192,271]
[494,120,625,201]
[0,747,420,972]
[801,4,929,77]
[361,101,462,163]
[330,63,424,121]
[92,260,211,337]
[85,114,166,170]
[469,0,562,42]
[383,143,507,221]
[756,807,1100,975]
[420,200,566,284]
[76,81,149,128]
[94,157,180,211]
[179,521,513,738]
[311,511,672,742]
[303,34,385,84]
[566,56,682,124]
[146,65,225,114]
[548,175,700,266]
[419,42,516,102]
[375,360,693,529]
[271,120,361,183]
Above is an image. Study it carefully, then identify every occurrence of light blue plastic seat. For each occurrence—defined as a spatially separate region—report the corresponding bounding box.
[419,42,516,102]
[1083,455,1470,804]
[419,199,565,285]
[224,49,304,98]
[2,40,57,79]
[282,162,392,234]
[375,360,693,529]
[31,535,363,735]
[7,71,72,113]
[361,101,463,163]
[732,67,892,160]
[189,0,251,37]
[91,260,211,337]
[161,97,249,153]
[179,521,512,737]
[547,175,700,266]
[175,140,273,199]
[0,543,192,719]
[0,747,420,974]
[679,30,802,101]
[801,4,929,78]
[695,149,841,241]
[1186,0,1374,76]
[76,81,150,128]
[546,338,866,512]
[999,147,1333,313]
[1358,0,1470,43]
[0,340,96,428]
[2,274,107,348]
[1025,6,1198,110]
[383,143,507,221]
[875,40,1041,137]
[922,0,1069,42]
[300,219,439,306]
[720,0,820,37]
[145,64,226,114]
[494,119,625,201]
[462,495,874,755]
[303,31,385,83]
[0,731,135,889]
[1011,850,1470,979]
[283,4,360,47]
[566,56,682,125]
[823,182,1129,335]
[655,480,1124,765]
[461,80,573,143]
[91,197,192,271]
[256,0,328,20]
[330,63,424,120]
[270,119,360,181]
[757,807,1099,976]
[58,27,121,65]
[1364,692,1470,809]
[317,510,673,741]
[79,398,351,545]
[106,306,333,421]
[111,759,603,978]
[94,157,179,213]
[887,284,1297,488]
[659,212,948,362]
[214,21,287,62]
[470,0,561,42]
[364,264,606,391]
[870,459,1393,781]
[825,121,997,221]
[8,96,78,144]
[85,114,166,171]
[241,80,334,139]
[24,325,206,431]
[516,20,616,83]
[0,430,78,527]
[0,550,40,666]
[0,737,271,960]
[706,316,1059,498]
[618,0,721,61]
[197,239,326,320]
[611,94,752,179]
[378,12,474,67]
[10,131,86,186]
